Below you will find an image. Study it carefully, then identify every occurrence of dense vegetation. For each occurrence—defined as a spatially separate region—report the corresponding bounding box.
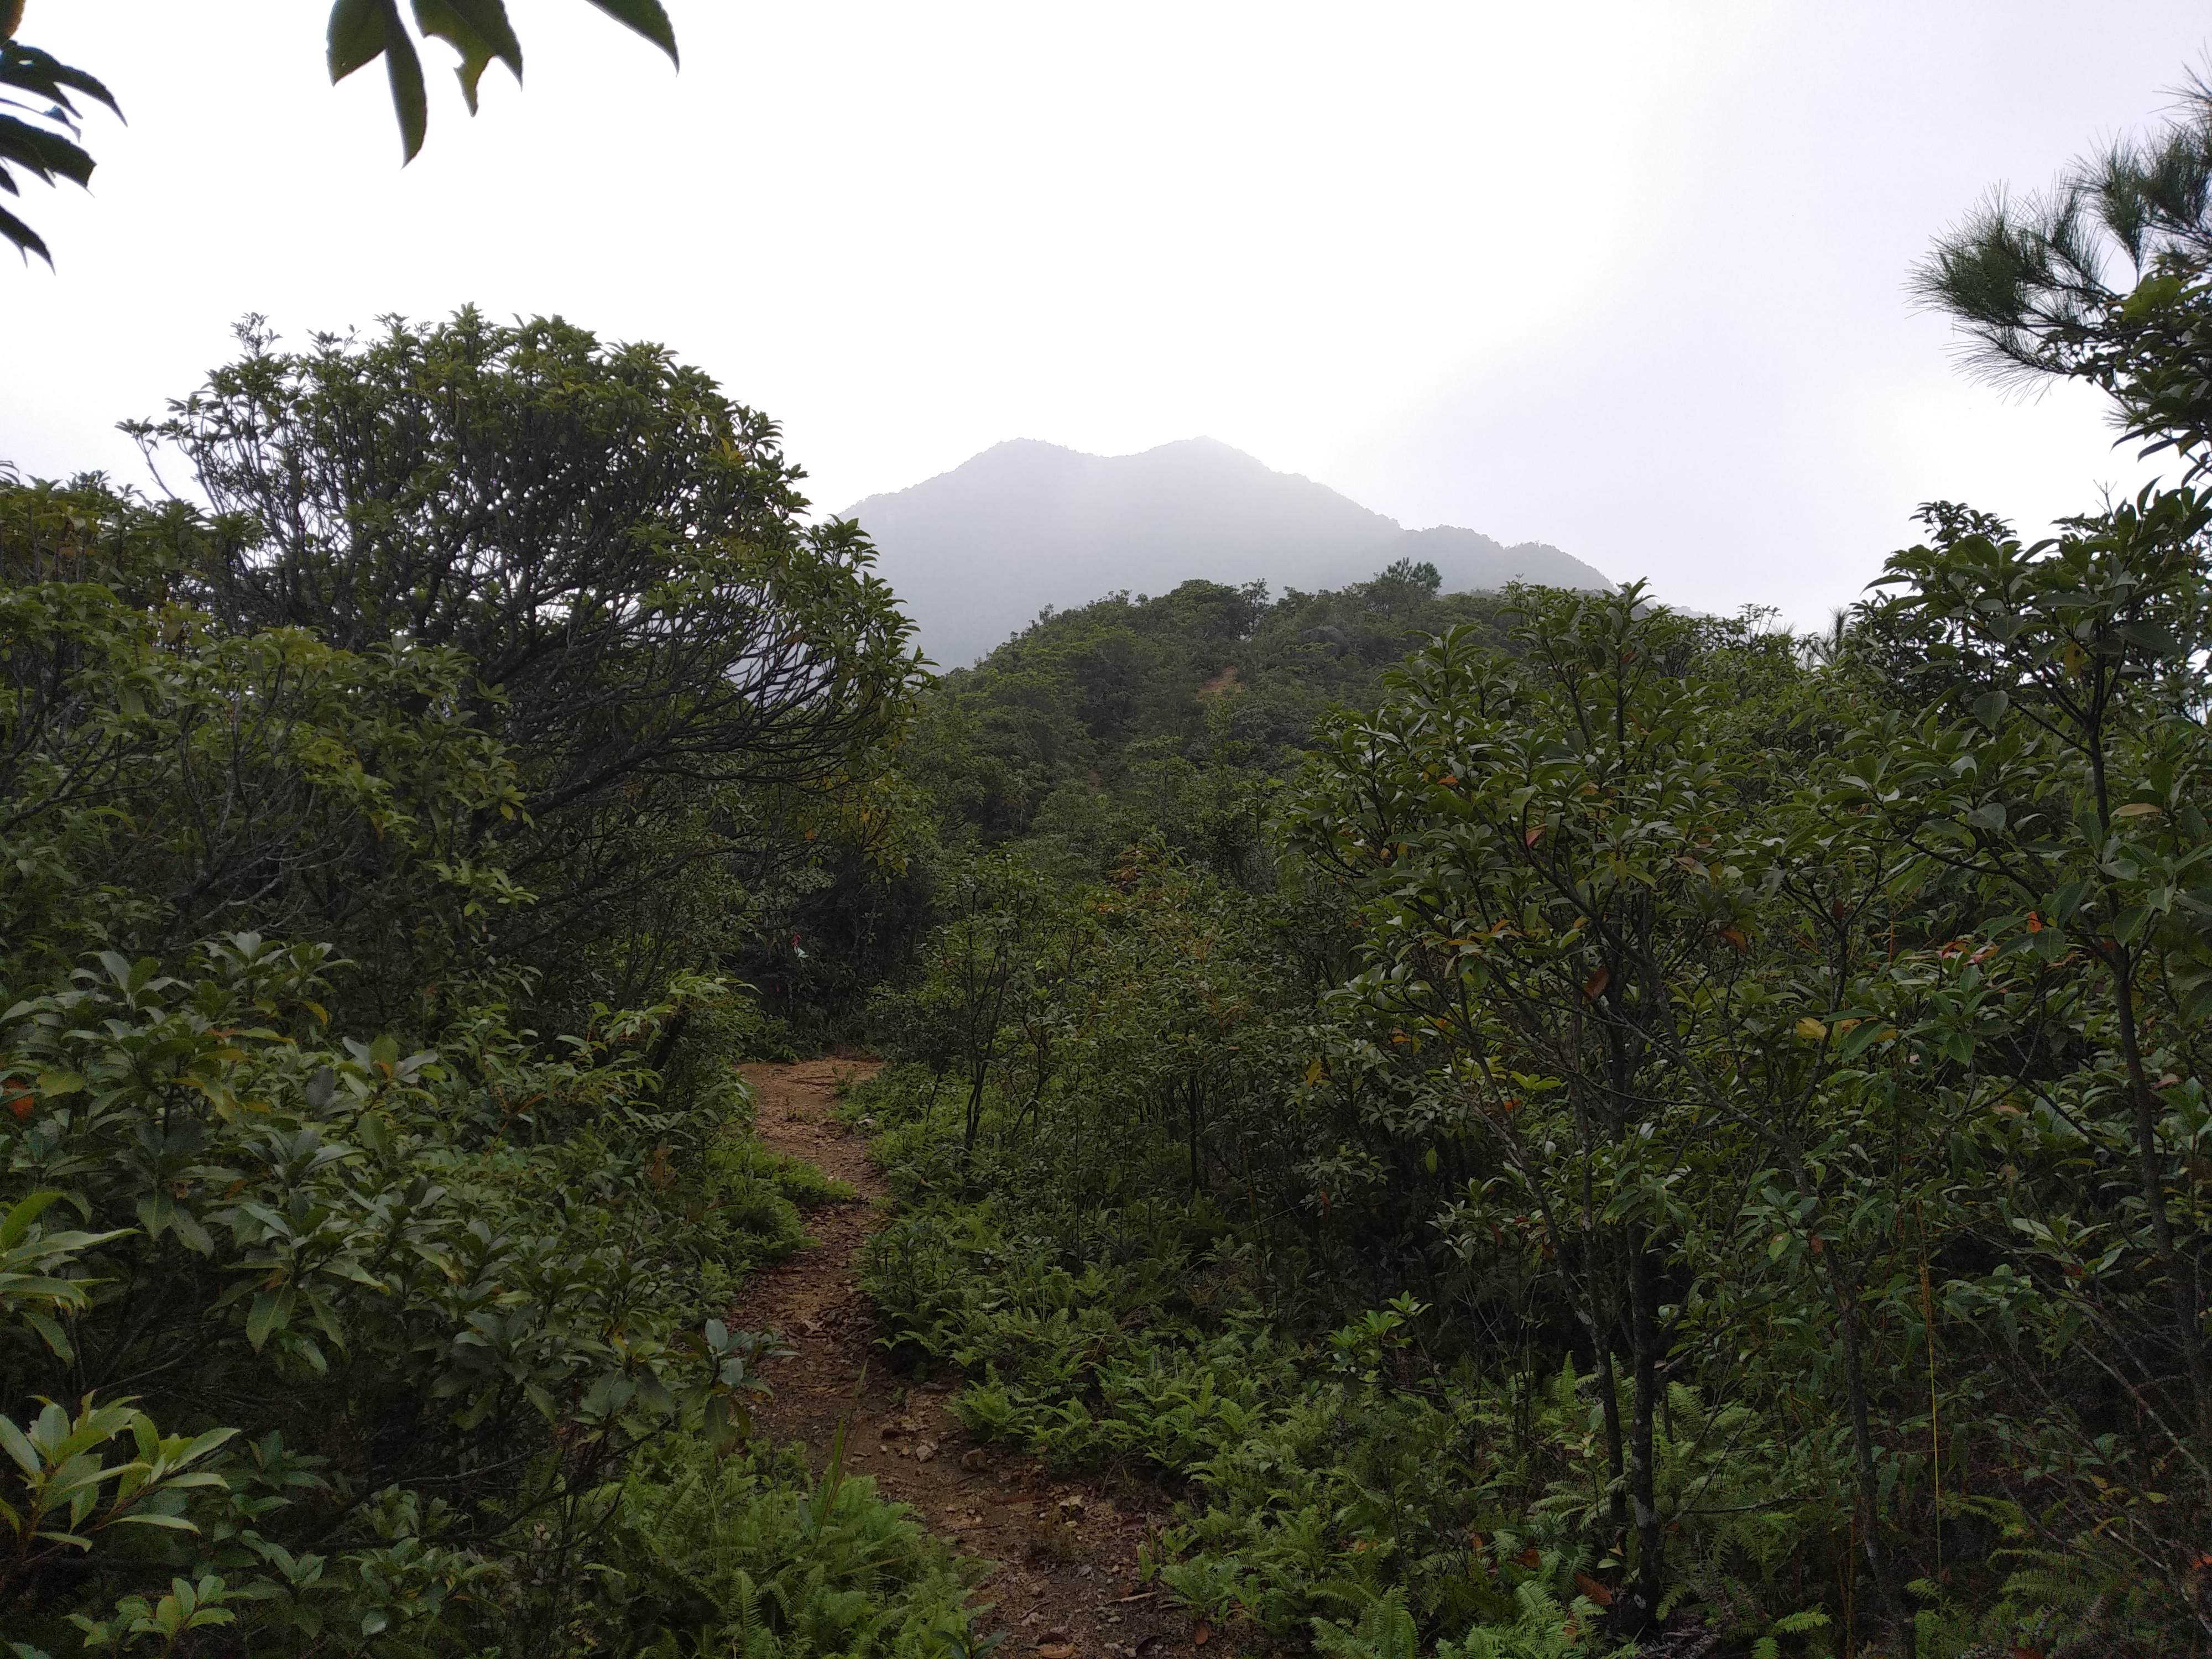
[9,64,2212,1659]
[836,96,2212,1659]
[1,314,979,1656]
[860,540,2212,1654]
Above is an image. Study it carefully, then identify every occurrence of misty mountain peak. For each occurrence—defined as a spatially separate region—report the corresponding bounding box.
[844,439,1608,667]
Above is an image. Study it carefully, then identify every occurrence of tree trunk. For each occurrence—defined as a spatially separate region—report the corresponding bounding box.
[1586,1266,1631,1552]
[1186,1077,1204,1196]
[1625,1235,1665,1635]
[961,1065,987,1167]
[2110,956,2210,1442]
[1832,1269,1905,1642]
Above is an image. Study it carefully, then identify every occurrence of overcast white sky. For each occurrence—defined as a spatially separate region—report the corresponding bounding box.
[6,3,2208,623]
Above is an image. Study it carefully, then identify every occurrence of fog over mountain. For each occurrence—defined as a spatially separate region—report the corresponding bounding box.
[842,437,1610,667]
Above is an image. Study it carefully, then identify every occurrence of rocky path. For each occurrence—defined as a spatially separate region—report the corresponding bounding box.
[727,1060,1194,1658]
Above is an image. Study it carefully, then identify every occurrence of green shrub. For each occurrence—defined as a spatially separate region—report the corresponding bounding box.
[591,1433,981,1657]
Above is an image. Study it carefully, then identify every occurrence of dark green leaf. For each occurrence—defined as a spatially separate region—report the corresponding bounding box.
[384,21,428,162]
[2048,879,2089,925]
[413,0,522,113]
[0,197,48,264]
[1837,1020,1888,1063]
[0,41,118,119]
[0,112,94,186]
[582,0,679,65]
[41,59,122,119]
[327,0,396,82]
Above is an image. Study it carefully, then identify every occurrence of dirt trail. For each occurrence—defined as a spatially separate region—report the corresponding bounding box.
[728,1060,1193,1658]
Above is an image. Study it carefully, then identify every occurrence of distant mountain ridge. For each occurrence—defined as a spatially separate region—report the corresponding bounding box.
[842,437,1610,667]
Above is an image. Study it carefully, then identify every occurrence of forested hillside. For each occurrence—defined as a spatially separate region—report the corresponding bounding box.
[8,54,2212,1659]
[914,561,1514,873]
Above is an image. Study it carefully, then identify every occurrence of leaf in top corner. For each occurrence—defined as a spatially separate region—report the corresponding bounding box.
[328,0,397,82]
[0,199,55,266]
[383,22,428,161]
[412,0,522,112]
[46,57,124,119]
[582,0,678,65]
[328,0,428,159]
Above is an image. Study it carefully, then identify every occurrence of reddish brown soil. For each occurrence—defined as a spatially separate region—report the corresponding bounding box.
[728,1059,1201,1658]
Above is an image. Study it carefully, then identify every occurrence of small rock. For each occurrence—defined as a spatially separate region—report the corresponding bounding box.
[913,1439,938,1463]
[961,1448,989,1471]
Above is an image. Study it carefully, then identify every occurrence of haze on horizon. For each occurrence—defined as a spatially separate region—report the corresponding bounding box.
[6,2,2208,629]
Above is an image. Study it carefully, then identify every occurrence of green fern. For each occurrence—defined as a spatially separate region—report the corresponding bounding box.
[1435,1580,1609,1658]
[1312,1590,1422,1659]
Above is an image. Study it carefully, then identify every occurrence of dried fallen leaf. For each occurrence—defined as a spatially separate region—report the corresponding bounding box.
[1193,1624,1212,1647]
[1574,1571,1614,1608]
[1037,1646,1076,1659]
[1582,966,1610,1000]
